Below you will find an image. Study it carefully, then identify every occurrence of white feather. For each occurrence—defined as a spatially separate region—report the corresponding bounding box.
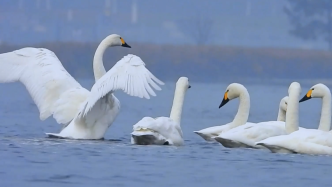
[0,37,164,140]
[79,54,164,117]
[130,77,190,146]
[0,47,89,124]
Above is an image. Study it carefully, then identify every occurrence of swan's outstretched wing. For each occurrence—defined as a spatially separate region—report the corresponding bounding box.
[0,48,89,124]
[80,54,164,116]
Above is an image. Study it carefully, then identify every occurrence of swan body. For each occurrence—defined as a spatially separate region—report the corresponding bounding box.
[194,83,254,141]
[214,122,288,149]
[214,83,306,148]
[131,77,191,146]
[0,34,164,139]
[257,129,332,155]
[257,83,332,155]
[193,95,288,142]
[194,124,239,141]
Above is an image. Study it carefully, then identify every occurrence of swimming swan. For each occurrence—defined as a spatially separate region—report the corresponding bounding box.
[256,83,332,155]
[194,83,287,142]
[131,77,191,146]
[213,83,303,148]
[299,83,331,132]
[0,34,164,140]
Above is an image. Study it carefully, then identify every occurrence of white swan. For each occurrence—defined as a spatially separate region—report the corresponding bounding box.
[213,83,303,148]
[194,83,256,141]
[277,96,288,122]
[299,83,331,131]
[0,34,164,140]
[257,83,332,155]
[131,77,191,146]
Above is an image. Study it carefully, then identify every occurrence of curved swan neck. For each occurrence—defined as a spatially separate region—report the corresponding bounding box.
[318,93,331,131]
[169,84,186,125]
[231,91,250,127]
[285,88,300,134]
[93,38,110,81]
[277,108,286,122]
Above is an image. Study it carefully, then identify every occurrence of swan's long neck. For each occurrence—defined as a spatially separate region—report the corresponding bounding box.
[169,85,186,125]
[93,39,109,81]
[318,94,331,131]
[285,90,300,134]
[231,91,250,127]
[277,108,286,122]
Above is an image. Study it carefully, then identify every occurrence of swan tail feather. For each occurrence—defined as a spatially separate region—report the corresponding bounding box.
[214,137,254,148]
[193,131,216,142]
[45,133,68,139]
[131,130,168,145]
[256,143,297,154]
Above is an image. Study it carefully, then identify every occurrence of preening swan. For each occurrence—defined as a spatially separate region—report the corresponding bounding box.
[277,96,288,122]
[213,84,300,148]
[0,34,164,140]
[194,83,257,141]
[257,83,332,155]
[131,77,191,146]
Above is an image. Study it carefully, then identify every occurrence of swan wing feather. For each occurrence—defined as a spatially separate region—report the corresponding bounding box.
[257,129,332,155]
[80,54,164,117]
[217,121,286,147]
[0,47,88,123]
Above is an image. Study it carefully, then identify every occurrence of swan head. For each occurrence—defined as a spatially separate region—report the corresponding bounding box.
[104,34,131,48]
[300,83,330,102]
[287,82,301,100]
[279,96,288,112]
[176,77,191,91]
[219,83,247,108]
[288,82,301,95]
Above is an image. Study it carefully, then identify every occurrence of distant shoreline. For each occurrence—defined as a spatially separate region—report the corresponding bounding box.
[1,42,331,82]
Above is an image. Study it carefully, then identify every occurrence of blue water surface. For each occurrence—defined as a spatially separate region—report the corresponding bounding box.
[0,80,331,187]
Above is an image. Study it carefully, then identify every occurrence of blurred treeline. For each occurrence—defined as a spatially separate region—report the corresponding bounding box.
[0,42,331,82]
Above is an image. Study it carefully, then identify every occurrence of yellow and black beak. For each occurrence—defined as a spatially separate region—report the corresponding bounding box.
[120,37,131,48]
[219,91,229,108]
[299,89,312,102]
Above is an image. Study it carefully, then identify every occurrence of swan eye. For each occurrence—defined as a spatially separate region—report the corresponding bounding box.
[285,102,287,105]
[226,89,229,92]
[312,88,315,90]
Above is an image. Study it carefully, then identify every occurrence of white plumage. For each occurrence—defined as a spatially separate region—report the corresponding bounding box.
[212,84,301,149]
[194,84,289,143]
[80,54,163,117]
[214,121,288,148]
[131,77,190,146]
[256,129,332,155]
[131,117,184,145]
[0,34,164,139]
[257,83,332,155]
[0,47,87,124]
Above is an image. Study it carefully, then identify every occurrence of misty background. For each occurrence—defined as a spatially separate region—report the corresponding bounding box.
[0,0,331,82]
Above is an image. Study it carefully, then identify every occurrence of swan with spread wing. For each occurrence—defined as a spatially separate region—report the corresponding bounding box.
[0,34,164,140]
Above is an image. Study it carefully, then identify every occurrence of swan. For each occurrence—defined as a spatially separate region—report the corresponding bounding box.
[194,83,256,141]
[276,96,288,122]
[299,83,331,131]
[213,83,303,149]
[256,83,332,155]
[131,77,191,146]
[0,34,164,140]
